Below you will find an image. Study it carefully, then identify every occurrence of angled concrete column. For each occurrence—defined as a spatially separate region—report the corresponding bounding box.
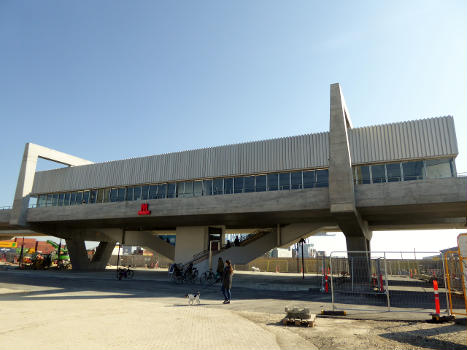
[124,231,175,261]
[66,238,115,271]
[91,241,115,270]
[66,238,90,271]
[328,83,372,281]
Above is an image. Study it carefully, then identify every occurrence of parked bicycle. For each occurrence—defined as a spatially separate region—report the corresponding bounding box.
[117,266,134,280]
[200,269,220,286]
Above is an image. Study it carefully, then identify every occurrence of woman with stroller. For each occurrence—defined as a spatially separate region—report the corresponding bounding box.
[221,259,234,304]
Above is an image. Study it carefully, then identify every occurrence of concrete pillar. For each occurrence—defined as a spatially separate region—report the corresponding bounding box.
[174,226,208,264]
[328,83,372,282]
[90,241,115,270]
[66,238,90,271]
[66,238,115,271]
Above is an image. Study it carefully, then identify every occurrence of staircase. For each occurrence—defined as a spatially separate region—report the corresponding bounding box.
[193,223,328,274]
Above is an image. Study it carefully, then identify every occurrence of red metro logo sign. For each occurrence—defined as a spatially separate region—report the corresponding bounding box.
[138,203,151,215]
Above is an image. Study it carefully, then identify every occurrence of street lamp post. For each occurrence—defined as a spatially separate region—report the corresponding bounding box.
[299,238,305,279]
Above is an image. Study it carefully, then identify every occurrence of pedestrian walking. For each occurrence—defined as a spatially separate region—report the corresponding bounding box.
[221,259,234,304]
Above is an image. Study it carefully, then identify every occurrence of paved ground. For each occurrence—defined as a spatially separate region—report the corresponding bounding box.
[0,265,466,349]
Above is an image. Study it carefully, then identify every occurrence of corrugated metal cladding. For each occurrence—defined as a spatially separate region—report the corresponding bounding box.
[348,116,457,165]
[31,132,330,194]
[31,116,457,194]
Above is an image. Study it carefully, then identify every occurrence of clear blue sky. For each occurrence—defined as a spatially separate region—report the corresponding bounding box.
[0,1,465,250]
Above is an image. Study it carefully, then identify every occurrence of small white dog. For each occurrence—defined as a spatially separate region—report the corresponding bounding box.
[251,266,260,272]
[186,291,201,305]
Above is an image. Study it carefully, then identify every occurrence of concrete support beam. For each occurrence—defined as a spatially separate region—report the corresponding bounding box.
[66,238,116,271]
[10,143,92,227]
[124,231,175,261]
[175,226,208,264]
[329,83,372,280]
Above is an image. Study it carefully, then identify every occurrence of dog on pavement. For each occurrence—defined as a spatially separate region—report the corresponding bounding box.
[186,291,201,305]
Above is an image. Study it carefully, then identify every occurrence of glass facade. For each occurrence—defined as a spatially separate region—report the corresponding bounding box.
[31,158,457,208]
[33,167,330,207]
[353,158,455,184]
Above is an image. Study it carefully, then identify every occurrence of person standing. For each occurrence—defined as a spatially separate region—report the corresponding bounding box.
[221,260,233,304]
[216,257,224,282]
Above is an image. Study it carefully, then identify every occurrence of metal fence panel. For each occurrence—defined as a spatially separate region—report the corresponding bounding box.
[330,251,447,315]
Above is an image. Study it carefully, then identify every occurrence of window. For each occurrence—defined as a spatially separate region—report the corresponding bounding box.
[402,160,424,181]
[425,158,453,179]
[194,181,203,197]
[149,185,158,199]
[110,188,118,202]
[167,183,176,198]
[76,191,83,204]
[117,188,126,201]
[90,190,97,204]
[267,173,279,191]
[203,180,212,196]
[386,163,401,182]
[126,187,134,201]
[38,194,47,207]
[141,185,149,200]
[58,193,65,206]
[83,191,90,204]
[157,184,167,199]
[52,194,58,206]
[103,188,110,203]
[234,177,244,194]
[371,164,386,183]
[255,175,266,192]
[224,178,233,194]
[291,171,302,190]
[134,186,142,200]
[213,179,223,195]
[64,193,70,206]
[279,173,290,190]
[354,166,370,184]
[303,171,315,188]
[315,169,329,187]
[244,176,255,193]
[184,182,194,198]
[70,192,77,205]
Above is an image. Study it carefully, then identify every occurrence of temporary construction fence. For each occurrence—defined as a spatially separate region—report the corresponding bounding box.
[329,251,449,315]
[234,257,326,274]
[444,251,467,316]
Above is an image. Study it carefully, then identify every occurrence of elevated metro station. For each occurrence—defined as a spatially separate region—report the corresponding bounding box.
[2,83,466,273]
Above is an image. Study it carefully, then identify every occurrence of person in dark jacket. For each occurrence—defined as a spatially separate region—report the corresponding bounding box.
[216,257,224,282]
[221,260,234,304]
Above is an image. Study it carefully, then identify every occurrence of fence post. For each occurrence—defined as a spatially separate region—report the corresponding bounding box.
[330,253,335,311]
[384,253,390,311]
[440,252,451,315]
[351,257,354,292]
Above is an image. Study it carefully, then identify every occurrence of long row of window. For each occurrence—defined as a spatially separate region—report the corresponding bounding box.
[33,169,330,208]
[353,158,455,184]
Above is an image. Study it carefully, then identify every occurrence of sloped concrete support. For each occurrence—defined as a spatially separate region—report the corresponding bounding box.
[123,231,175,261]
[66,239,90,271]
[91,241,116,270]
[66,238,115,271]
[329,83,372,281]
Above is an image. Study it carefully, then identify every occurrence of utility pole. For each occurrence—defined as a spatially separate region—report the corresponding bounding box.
[299,238,305,279]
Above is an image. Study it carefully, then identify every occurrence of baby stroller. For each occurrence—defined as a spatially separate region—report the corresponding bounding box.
[168,263,184,283]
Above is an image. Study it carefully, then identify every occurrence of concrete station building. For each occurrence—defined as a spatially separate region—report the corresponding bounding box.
[1,83,465,272]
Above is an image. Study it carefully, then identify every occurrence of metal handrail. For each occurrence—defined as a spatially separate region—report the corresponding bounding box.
[0,206,12,210]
